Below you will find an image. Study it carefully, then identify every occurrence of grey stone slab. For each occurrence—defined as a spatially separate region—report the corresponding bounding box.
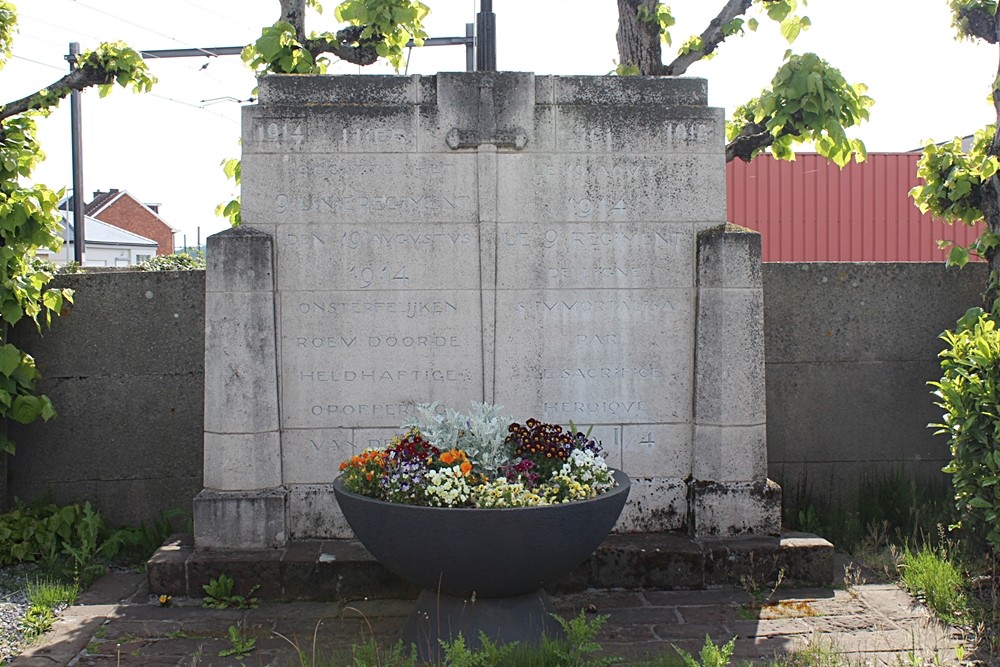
[621,424,692,478]
[241,153,477,225]
[496,153,725,223]
[273,222,480,291]
[553,105,724,154]
[205,225,274,294]
[281,428,356,484]
[615,477,687,532]
[203,431,281,491]
[493,289,694,425]
[694,287,766,426]
[692,424,768,482]
[495,222,695,290]
[193,488,288,550]
[204,290,279,434]
[697,224,762,289]
[257,73,421,106]
[689,479,781,537]
[552,76,708,106]
[287,483,353,539]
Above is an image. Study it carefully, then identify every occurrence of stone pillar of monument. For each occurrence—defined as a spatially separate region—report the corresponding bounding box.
[194,226,286,549]
[689,224,781,536]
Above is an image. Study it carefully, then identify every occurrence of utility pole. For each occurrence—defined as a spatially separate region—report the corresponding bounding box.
[476,0,496,71]
[64,24,477,267]
[68,42,85,264]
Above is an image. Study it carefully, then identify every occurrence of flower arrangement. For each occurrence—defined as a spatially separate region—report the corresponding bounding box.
[338,403,617,508]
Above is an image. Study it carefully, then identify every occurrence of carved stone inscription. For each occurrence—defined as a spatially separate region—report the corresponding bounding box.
[243,107,416,154]
[280,290,483,429]
[496,154,724,224]
[276,223,480,291]
[241,153,477,225]
[493,288,694,425]
[496,223,694,290]
[553,106,723,154]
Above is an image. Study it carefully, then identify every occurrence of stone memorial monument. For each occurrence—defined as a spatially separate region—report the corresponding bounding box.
[195,72,781,550]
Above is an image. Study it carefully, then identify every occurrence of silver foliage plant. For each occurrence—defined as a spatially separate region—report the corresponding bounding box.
[403,402,513,473]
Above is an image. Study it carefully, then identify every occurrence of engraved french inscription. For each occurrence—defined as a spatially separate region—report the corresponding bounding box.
[496,154,724,223]
[496,223,694,289]
[554,106,723,153]
[493,289,694,424]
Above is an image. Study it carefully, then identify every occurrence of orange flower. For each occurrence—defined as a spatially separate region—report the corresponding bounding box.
[440,450,456,465]
[460,460,472,475]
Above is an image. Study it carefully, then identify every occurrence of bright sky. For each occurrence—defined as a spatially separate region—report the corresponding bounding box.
[4,0,998,248]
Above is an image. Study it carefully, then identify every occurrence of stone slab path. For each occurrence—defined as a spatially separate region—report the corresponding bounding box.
[9,559,967,667]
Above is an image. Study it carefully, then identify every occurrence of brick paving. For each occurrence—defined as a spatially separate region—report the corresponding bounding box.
[10,558,967,667]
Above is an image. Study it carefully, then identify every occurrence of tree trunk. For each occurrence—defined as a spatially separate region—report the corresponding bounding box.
[280,0,306,41]
[616,0,664,75]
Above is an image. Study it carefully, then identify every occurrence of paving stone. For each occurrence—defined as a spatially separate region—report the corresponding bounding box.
[727,617,814,638]
[644,587,754,607]
[7,572,972,666]
[675,603,744,624]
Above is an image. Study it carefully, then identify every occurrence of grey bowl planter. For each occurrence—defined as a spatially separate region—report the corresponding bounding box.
[333,469,630,660]
[333,469,630,597]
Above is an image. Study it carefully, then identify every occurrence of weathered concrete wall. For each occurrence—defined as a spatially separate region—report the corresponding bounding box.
[5,270,204,527]
[762,262,987,507]
[1,262,984,527]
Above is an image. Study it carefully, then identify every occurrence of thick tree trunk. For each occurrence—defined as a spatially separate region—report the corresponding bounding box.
[280,0,306,41]
[616,0,665,75]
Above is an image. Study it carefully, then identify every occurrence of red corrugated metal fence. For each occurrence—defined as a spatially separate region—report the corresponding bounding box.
[726,153,984,262]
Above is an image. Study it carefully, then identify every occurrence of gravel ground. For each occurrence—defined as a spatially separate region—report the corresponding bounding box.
[0,563,43,663]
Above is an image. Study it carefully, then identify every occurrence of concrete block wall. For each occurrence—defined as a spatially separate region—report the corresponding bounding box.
[762,262,987,507]
[2,262,985,529]
[5,270,204,527]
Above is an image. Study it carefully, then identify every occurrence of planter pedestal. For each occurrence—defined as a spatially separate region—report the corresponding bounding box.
[401,589,564,662]
[333,470,630,661]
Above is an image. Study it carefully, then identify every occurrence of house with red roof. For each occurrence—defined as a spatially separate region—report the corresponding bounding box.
[82,189,177,256]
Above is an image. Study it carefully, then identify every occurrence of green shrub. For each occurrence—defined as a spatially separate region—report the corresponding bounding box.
[930,307,1000,551]
[135,251,205,271]
[899,546,967,622]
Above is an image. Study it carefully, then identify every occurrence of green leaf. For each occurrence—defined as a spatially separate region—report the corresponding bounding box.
[0,344,20,377]
[10,395,41,424]
[948,245,971,268]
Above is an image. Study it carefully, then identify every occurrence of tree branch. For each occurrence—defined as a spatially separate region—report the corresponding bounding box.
[725,120,802,163]
[725,121,771,163]
[0,64,107,123]
[664,0,753,76]
[958,5,999,44]
[303,25,379,67]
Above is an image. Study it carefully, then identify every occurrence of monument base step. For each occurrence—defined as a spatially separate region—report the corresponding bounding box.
[148,531,833,601]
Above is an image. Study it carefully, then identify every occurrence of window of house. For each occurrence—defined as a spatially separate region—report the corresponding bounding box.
[135,254,151,263]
